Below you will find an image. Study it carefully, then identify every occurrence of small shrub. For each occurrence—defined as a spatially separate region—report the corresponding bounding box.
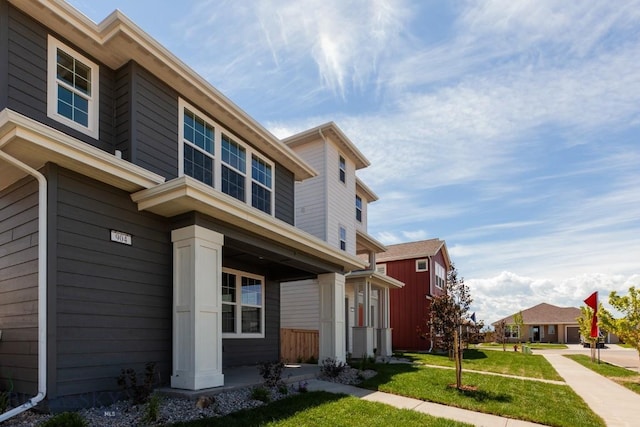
[257,360,285,388]
[250,386,270,403]
[0,379,13,413]
[305,355,318,364]
[41,412,87,427]
[297,381,308,393]
[116,361,157,405]
[142,393,161,424]
[320,357,347,378]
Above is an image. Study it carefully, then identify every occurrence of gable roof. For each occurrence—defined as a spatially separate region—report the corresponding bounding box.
[493,303,581,325]
[376,239,448,263]
[283,122,370,170]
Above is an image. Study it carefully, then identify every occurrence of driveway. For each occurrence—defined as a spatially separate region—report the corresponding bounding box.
[536,343,639,372]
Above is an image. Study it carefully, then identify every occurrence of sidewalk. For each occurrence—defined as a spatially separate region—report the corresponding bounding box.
[543,354,640,427]
[305,379,545,427]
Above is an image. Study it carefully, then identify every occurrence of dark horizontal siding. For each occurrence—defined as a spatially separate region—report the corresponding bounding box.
[0,177,40,395]
[129,62,178,178]
[274,164,295,225]
[6,4,115,151]
[54,167,172,398]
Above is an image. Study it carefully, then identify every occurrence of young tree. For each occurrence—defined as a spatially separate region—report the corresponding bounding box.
[494,320,507,351]
[577,305,598,361]
[513,310,524,347]
[599,286,640,361]
[430,263,472,389]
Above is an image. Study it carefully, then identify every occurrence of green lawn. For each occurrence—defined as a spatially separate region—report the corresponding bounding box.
[404,348,563,380]
[169,391,472,427]
[564,354,640,395]
[360,362,604,427]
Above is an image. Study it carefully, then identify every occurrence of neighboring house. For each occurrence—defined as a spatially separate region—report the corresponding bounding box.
[280,123,404,361]
[0,1,366,413]
[492,303,582,344]
[376,239,450,352]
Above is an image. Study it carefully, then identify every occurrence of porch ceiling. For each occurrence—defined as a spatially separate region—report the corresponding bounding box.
[132,177,367,274]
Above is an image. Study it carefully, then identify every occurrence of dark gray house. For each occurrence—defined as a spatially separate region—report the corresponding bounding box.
[0,0,364,415]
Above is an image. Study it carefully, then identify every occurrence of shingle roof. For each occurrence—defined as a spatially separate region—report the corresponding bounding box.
[376,239,445,262]
[493,303,581,325]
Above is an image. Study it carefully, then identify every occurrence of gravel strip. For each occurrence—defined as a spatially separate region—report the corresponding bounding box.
[2,367,376,426]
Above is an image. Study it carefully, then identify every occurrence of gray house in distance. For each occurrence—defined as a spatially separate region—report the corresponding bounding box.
[0,0,364,414]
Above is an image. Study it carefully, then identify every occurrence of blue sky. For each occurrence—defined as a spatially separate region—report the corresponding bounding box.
[68,0,640,324]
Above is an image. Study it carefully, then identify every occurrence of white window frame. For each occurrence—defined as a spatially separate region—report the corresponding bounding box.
[416,258,428,272]
[548,325,556,335]
[47,35,99,138]
[435,262,446,289]
[339,225,347,251]
[355,195,363,222]
[178,99,275,215]
[339,155,346,183]
[221,268,265,339]
[505,325,519,339]
[376,263,387,275]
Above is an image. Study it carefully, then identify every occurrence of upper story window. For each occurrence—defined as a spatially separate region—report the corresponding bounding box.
[179,99,274,215]
[435,262,446,289]
[416,259,428,272]
[222,268,264,338]
[252,156,273,214]
[355,195,363,222]
[47,36,99,138]
[339,226,347,251]
[376,263,387,275]
[339,155,346,183]
[221,134,246,201]
[183,108,215,186]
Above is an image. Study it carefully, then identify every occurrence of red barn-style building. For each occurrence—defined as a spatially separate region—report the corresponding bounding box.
[376,239,451,351]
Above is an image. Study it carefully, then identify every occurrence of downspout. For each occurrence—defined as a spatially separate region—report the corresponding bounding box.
[0,150,47,422]
[318,128,329,245]
[427,256,433,353]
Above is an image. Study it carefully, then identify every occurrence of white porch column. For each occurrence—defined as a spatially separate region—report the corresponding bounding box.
[318,272,346,363]
[171,226,224,390]
[378,288,393,356]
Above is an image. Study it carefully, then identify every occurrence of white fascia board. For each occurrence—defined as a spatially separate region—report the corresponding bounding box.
[131,176,367,273]
[0,109,164,192]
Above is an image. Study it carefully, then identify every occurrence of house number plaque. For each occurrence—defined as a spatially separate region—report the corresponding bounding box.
[110,230,132,246]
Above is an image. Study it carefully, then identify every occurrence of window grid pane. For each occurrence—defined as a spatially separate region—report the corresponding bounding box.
[252,156,272,188]
[251,182,271,214]
[184,144,213,186]
[184,110,214,154]
[222,135,246,173]
[222,165,245,201]
[241,277,262,306]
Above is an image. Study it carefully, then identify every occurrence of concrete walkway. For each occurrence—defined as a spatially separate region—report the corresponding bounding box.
[306,379,545,427]
[543,353,640,427]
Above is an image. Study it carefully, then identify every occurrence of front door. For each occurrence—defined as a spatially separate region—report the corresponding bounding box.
[533,326,540,342]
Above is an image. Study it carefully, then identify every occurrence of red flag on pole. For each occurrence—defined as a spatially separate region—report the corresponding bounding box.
[584,292,598,338]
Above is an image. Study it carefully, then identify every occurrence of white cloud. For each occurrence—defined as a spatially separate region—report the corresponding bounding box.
[469,271,638,325]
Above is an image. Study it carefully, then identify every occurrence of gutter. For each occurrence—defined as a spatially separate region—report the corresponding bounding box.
[0,151,47,422]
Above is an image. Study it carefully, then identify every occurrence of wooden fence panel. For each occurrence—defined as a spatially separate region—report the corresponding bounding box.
[280,328,319,363]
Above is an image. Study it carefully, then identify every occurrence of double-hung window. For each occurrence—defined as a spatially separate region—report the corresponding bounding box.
[435,262,446,289]
[178,99,274,215]
[183,108,215,186]
[416,258,428,272]
[339,156,346,183]
[251,155,272,214]
[339,226,347,251]
[355,195,363,222]
[47,36,99,138]
[221,134,246,202]
[221,269,264,338]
